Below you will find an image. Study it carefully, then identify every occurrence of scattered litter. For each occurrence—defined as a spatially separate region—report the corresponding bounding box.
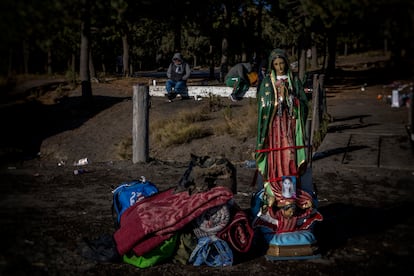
[24,239,34,245]
[360,83,367,92]
[382,82,413,108]
[391,90,411,108]
[74,169,87,175]
[244,160,256,168]
[385,95,392,104]
[73,158,89,166]
[58,160,65,167]
[391,90,400,107]
[352,247,367,255]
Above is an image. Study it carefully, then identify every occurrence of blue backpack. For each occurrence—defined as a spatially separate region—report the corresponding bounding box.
[112,176,158,228]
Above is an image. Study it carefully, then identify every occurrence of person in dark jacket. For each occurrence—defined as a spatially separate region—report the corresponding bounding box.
[225,62,258,102]
[166,53,191,101]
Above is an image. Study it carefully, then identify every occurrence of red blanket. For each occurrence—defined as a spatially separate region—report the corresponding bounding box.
[114,186,233,256]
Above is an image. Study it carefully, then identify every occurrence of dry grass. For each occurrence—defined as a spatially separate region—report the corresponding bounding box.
[151,109,213,147]
[150,98,258,148]
[116,97,258,159]
[214,98,257,137]
[116,138,133,160]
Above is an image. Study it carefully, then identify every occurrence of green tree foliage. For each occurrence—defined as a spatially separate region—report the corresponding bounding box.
[1,0,413,77]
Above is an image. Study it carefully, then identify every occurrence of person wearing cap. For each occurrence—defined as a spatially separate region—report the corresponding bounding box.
[166,53,191,101]
[224,62,258,102]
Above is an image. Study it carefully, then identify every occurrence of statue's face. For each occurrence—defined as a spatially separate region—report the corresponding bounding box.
[283,178,292,188]
[272,57,287,76]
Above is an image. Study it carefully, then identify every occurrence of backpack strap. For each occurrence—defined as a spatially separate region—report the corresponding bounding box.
[112,182,130,229]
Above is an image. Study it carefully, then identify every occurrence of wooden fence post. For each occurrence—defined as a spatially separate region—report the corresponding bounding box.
[410,90,414,143]
[132,84,149,163]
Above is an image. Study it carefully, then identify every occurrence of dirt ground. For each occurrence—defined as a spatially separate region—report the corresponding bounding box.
[1,54,414,275]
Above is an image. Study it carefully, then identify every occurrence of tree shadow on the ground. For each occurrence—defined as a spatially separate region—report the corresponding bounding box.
[314,201,414,255]
[0,95,129,163]
[326,67,398,87]
[312,145,369,161]
[327,123,379,133]
[332,114,372,123]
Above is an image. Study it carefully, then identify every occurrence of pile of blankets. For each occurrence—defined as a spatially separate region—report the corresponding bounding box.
[113,154,253,268]
[81,154,323,267]
[114,186,253,267]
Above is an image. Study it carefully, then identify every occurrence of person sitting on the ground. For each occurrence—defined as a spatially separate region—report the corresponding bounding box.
[225,62,258,102]
[166,53,191,101]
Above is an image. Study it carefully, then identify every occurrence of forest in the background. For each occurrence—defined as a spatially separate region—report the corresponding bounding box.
[1,0,414,82]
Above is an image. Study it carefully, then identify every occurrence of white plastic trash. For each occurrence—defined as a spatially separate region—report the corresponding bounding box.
[74,158,89,166]
[391,89,400,108]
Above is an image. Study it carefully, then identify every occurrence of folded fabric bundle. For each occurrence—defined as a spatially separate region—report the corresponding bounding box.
[114,186,233,256]
[189,236,233,267]
[217,207,254,253]
[122,235,178,268]
[193,203,230,238]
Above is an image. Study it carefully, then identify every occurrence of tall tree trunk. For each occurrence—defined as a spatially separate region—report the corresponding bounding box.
[311,44,318,69]
[298,48,306,82]
[23,41,29,74]
[70,53,76,87]
[209,44,215,80]
[241,11,248,62]
[256,1,264,43]
[122,34,129,77]
[326,29,337,76]
[89,50,97,81]
[193,55,197,68]
[47,47,52,75]
[298,34,306,81]
[220,38,229,83]
[8,48,13,78]
[322,39,327,70]
[101,52,106,77]
[80,0,92,100]
[173,15,182,52]
[220,3,231,83]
